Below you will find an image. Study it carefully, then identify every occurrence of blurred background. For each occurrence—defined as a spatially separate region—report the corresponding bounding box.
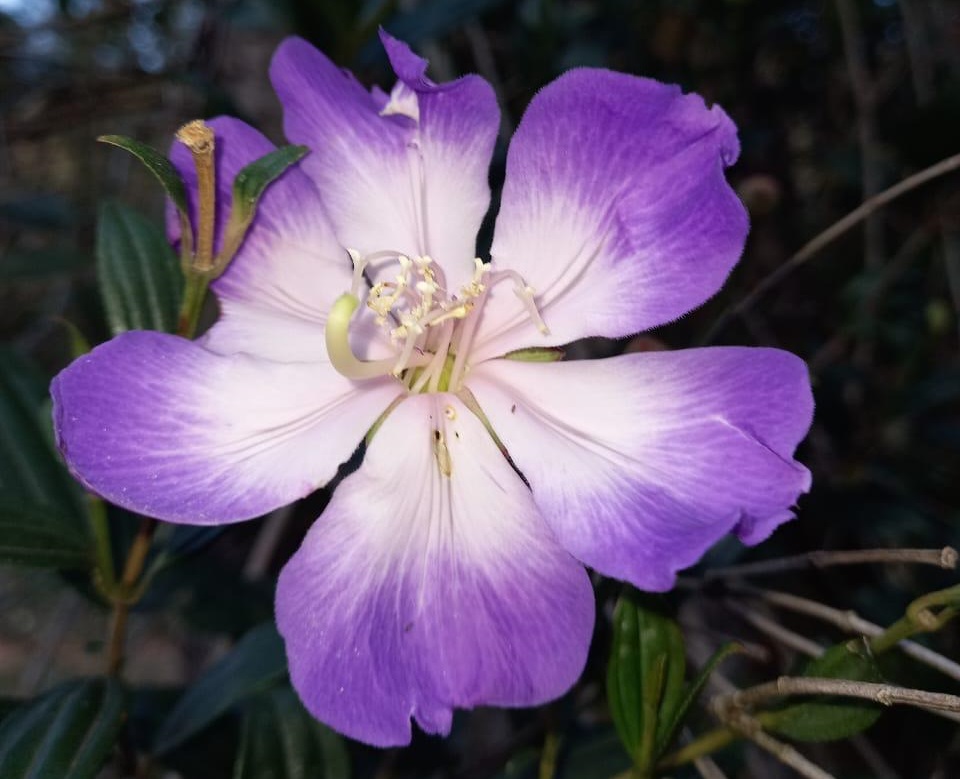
[1,1,959,777]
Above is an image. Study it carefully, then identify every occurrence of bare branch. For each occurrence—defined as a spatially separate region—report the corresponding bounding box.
[702,151,960,343]
[705,547,957,581]
[724,712,837,779]
[734,585,960,684]
[724,599,824,658]
[723,677,960,714]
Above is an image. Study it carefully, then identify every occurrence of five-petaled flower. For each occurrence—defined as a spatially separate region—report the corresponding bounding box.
[52,32,813,746]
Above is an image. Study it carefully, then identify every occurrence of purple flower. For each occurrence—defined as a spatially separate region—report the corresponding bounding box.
[52,32,813,746]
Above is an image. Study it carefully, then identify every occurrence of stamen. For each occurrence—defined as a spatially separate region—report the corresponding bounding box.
[348,249,367,297]
[486,268,550,335]
[332,250,548,393]
[392,317,424,376]
[516,284,550,335]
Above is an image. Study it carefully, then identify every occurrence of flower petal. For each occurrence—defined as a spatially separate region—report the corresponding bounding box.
[51,331,399,524]
[167,117,357,363]
[276,393,594,746]
[468,348,813,590]
[470,70,748,361]
[269,34,499,288]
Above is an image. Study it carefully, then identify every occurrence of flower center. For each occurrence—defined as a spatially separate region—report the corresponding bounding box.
[325,249,548,393]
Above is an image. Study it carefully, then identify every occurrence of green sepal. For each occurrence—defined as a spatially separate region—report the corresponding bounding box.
[503,347,565,362]
[219,145,309,269]
[769,642,884,742]
[0,678,125,779]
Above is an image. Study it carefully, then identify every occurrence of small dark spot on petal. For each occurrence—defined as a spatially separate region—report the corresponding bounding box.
[510,404,517,413]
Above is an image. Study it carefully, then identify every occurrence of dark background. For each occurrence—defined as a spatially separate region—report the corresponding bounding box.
[1,1,958,777]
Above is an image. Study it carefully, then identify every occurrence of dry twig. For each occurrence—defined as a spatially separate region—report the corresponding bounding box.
[705,546,957,581]
[702,151,960,343]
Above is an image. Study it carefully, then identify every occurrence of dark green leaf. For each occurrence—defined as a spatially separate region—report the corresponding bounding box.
[97,135,190,215]
[96,201,182,334]
[0,495,91,568]
[154,623,287,755]
[770,643,884,742]
[0,350,89,539]
[221,146,309,262]
[0,678,125,779]
[606,593,685,769]
[233,685,349,779]
[655,642,742,756]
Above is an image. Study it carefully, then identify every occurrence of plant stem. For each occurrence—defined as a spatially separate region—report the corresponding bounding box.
[539,731,561,779]
[105,255,208,675]
[725,712,837,779]
[177,274,210,339]
[704,547,957,580]
[105,516,157,675]
[656,727,740,769]
[702,150,960,343]
[727,584,960,683]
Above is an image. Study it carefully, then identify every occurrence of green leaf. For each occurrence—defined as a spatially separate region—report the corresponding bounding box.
[0,495,91,568]
[220,146,309,263]
[233,685,349,779]
[769,642,884,742]
[606,593,686,770]
[0,678,125,779]
[655,641,741,756]
[97,135,190,215]
[154,623,287,755]
[0,350,89,546]
[96,201,182,334]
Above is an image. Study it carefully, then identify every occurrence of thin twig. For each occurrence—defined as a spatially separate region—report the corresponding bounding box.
[705,546,957,580]
[723,677,960,714]
[733,584,960,684]
[850,734,902,779]
[242,504,293,582]
[725,712,837,779]
[694,754,729,779]
[702,151,960,343]
[724,599,824,658]
[836,0,884,270]
[897,0,936,106]
[106,517,157,675]
[940,205,960,344]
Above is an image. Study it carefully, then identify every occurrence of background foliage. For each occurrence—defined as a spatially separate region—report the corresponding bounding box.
[1,0,959,777]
